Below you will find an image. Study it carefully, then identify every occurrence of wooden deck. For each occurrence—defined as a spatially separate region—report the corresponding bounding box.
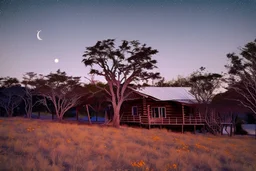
[120,115,205,125]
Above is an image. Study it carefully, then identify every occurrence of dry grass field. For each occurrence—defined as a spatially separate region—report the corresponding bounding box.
[0,117,255,171]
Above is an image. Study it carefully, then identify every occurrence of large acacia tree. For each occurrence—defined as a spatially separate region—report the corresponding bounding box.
[34,70,87,121]
[82,39,160,127]
[225,39,256,117]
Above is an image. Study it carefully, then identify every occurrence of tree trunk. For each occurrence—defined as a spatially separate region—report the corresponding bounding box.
[113,107,120,128]
[27,100,32,118]
[58,114,63,121]
[105,110,109,123]
[28,107,32,118]
[86,105,92,124]
[7,109,12,117]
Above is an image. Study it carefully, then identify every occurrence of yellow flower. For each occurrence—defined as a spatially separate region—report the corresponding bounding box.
[131,160,145,168]
[66,139,71,143]
[176,149,181,153]
[152,136,160,141]
[173,164,177,169]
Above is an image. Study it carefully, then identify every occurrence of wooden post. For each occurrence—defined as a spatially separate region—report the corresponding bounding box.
[147,105,150,129]
[221,124,223,135]
[139,115,142,128]
[182,105,185,124]
[182,104,184,133]
[182,125,184,133]
[105,110,108,123]
[194,125,196,134]
[176,117,177,124]
[199,111,202,122]
[230,124,232,137]
[169,117,170,124]
[143,98,147,116]
[254,123,256,140]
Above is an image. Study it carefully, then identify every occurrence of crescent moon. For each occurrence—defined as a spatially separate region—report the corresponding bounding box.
[37,30,43,40]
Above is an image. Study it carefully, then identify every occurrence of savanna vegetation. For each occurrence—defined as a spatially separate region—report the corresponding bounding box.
[0,118,255,171]
[0,38,256,170]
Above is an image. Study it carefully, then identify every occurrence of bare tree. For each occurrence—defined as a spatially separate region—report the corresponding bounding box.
[34,70,88,121]
[82,39,160,127]
[189,67,223,134]
[225,39,256,118]
[18,72,42,118]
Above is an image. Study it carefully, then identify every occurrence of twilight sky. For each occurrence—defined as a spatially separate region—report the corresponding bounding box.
[0,0,255,83]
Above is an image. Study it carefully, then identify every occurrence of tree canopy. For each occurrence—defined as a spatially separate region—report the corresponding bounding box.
[154,75,191,87]
[189,67,222,104]
[0,77,20,88]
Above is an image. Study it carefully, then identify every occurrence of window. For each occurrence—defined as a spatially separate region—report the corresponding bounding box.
[132,106,138,116]
[151,107,166,118]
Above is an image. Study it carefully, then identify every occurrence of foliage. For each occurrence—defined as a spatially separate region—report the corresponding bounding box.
[0,77,19,88]
[154,75,191,87]
[225,39,256,116]
[82,39,160,127]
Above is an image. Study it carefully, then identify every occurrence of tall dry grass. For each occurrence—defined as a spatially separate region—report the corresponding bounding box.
[0,117,255,171]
